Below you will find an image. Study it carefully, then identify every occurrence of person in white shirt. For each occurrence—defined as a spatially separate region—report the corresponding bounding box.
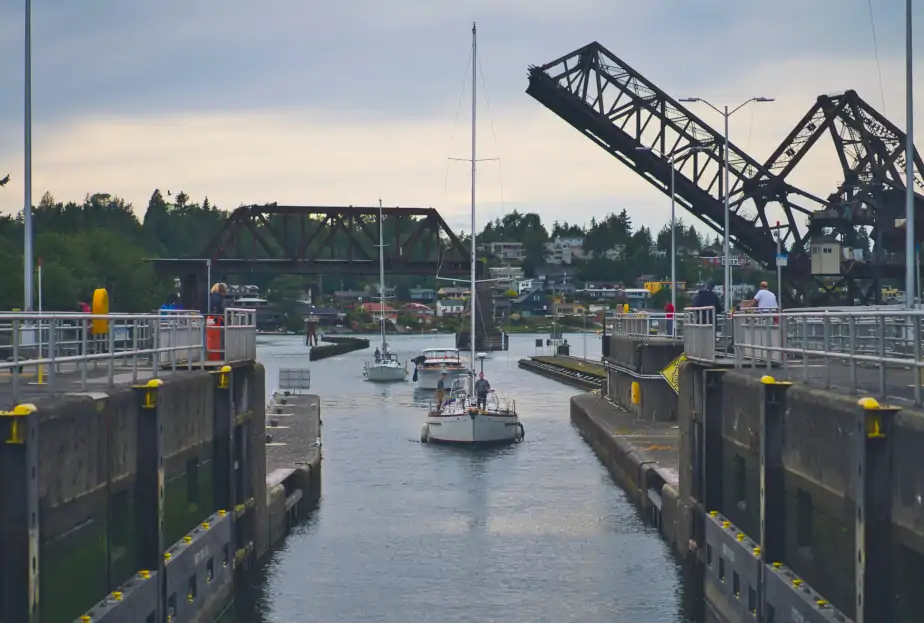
[752,281,778,309]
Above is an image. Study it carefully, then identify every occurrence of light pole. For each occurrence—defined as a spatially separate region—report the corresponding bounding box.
[905,0,915,307]
[23,0,34,311]
[636,143,708,330]
[679,96,774,313]
[582,307,587,359]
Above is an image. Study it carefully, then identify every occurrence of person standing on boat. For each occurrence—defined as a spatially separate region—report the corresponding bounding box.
[474,372,491,410]
[374,347,381,363]
[435,372,448,412]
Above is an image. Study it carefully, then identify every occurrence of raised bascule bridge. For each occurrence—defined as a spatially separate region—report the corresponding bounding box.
[527,41,924,306]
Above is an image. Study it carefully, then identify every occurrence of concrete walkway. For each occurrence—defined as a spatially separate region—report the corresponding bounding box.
[571,392,679,489]
[0,362,204,408]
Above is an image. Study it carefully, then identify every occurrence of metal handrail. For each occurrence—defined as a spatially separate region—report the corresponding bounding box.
[609,311,683,340]
[0,308,257,403]
[732,308,924,404]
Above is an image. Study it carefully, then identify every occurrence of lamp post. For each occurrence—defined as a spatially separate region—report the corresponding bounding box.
[905,0,915,307]
[23,0,34,311]
[636,143,708,331]
[679,96,774,313]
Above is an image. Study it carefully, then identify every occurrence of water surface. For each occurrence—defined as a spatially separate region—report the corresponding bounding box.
[221,333,700,623]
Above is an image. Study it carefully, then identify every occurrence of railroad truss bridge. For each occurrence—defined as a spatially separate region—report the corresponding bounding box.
[148,204,470,309]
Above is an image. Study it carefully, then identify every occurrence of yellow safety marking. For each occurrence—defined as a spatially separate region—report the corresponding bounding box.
[0,403,36,444]
[134,378,164,409]
[760,375,792,386]
[660,354,687,394]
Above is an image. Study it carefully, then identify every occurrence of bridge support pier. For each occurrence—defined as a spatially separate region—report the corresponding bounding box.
[855,399,897,623]
[0,403,40,623]
[758,377,790,620]
[133,380,166,623]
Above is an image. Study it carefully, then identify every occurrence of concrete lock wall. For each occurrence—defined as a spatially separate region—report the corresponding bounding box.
[698,368,924,619]
[30,362,267,623]
[605,336,682,421]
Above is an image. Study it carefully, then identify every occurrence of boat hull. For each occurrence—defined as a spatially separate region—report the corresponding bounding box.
[424,412,523,445]
[416,367,466,390]
[366,363,406,382]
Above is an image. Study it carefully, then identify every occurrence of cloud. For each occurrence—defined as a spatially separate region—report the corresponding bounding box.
[0,1,923,248]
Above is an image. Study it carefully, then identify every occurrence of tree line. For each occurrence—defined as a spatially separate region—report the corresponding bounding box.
[0,189,774,313]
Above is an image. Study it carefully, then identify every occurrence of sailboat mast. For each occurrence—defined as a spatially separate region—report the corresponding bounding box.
[469,21,477,380]
[378,198,386,351]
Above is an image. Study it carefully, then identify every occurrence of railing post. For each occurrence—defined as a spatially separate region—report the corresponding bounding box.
[132,318,140,383]
[153,319,162,379]
[12,318,21,403]
[854,397,897,623]
[758,375,790,620]
[107,320,115,386]
[47,318,57,390]
[80,318,88,391]
[0,403,40,623]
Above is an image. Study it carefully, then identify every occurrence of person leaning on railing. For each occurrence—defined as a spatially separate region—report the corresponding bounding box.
[750,281,778,310]
[691,281,722,324]
[206,283,228,319]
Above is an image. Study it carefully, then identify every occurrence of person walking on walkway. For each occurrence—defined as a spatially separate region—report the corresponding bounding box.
[474,372,491,410]
[664,301,675,336]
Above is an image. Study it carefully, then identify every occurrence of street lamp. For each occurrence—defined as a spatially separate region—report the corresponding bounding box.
[636,143,709,332]
[679,96,774,313]
[24,0,34,311]
[904,0,915,307]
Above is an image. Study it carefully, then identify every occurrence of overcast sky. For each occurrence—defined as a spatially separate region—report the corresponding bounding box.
[0,1,922,238]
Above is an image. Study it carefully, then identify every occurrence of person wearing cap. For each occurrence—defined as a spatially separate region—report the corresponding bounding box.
[473,372,492,410]
[752,281,778,310]
[435,372,448,412]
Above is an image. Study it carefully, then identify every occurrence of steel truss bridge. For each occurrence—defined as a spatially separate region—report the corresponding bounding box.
[527,41,924,305]
[147,204,470,309]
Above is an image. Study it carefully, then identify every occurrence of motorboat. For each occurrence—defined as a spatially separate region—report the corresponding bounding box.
[364,199,408,383]
[420,22,523,446]
[413,347,466,390]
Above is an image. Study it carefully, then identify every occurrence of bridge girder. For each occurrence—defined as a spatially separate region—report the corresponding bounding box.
[148,203,471,278]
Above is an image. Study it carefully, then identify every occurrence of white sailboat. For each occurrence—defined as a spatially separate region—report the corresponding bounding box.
[364,199,408,383]
[421,23,524,445]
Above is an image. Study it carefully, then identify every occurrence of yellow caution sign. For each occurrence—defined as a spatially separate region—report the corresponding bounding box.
[660,353,687,394]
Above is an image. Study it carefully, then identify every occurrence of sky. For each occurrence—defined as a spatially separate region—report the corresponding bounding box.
[0,0,923,240]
